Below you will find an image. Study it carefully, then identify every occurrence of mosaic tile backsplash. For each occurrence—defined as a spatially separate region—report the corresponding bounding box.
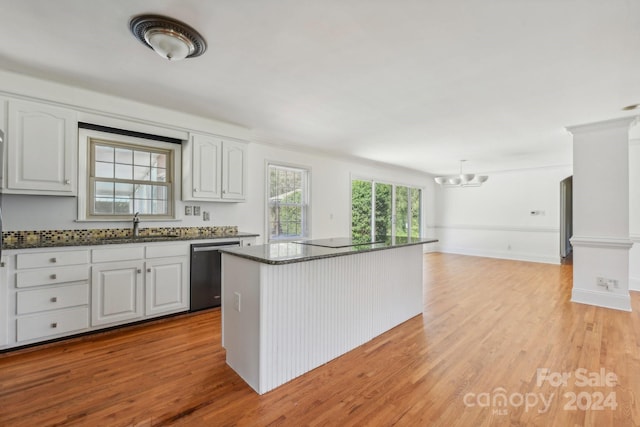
[2,226,238,248]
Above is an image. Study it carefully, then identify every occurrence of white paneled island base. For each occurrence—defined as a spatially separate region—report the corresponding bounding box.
[221,240,430,394]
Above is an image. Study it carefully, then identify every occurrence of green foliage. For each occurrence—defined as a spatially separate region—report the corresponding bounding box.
[269,165,307,238]
[351,180,372,240]
[351,180,422,240]
[374,183,392,238]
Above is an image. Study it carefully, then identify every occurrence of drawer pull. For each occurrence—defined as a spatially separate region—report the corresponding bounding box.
[51,297,58,303]
[147,268,152,273]
[51,322,58,328]
[50,274,57,280]
[65,179,71,185]
[137,269,142,274]
[50,257,57,263]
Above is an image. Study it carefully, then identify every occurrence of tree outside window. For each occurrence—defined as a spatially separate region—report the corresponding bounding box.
[351,179,422,241]
[268,164,309,241]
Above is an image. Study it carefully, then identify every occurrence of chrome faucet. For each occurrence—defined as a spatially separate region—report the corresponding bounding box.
[132,212,140,237]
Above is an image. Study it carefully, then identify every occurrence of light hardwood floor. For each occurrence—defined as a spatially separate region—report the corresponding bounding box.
[1,253,639,426]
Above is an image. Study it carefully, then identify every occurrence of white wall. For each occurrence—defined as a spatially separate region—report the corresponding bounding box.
[0,71,434,245]
[434,165,573,264]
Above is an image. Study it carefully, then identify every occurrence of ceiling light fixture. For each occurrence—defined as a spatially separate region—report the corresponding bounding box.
[129,14,207,61]
[434,160,489,187]
[622,104,640,111]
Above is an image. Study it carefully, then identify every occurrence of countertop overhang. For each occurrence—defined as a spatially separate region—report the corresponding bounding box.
[220,236,438,265]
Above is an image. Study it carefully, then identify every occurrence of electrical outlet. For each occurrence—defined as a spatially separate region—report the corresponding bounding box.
[203,211,210,221]
[234,292,241,312]
[596,277,618,291]
[193,206,201,216]
[185,206,192,216]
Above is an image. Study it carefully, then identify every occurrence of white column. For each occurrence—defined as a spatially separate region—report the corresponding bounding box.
[567,117,637,311]
[629,123,640,291]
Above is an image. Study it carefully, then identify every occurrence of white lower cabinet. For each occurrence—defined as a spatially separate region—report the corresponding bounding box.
[90,243,189,327]
[17,307,89,342]
[91,260,144,326]
[8,249,91,346]
[145,257,189,317]
[2,238,245,349]
[0,256,8,348]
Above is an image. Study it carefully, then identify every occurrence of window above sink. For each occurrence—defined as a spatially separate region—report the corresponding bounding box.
[76,127,182,222]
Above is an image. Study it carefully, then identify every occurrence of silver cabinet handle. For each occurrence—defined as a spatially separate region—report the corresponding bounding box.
[64,179,71,184]
[147,268,152,273]
[50,258,57,263]
[51,322,58,328]
[51,297,58,303]
[194,188,198,192]
[50,274,57,280]
[137,269,142,274]
[0,262,4,267]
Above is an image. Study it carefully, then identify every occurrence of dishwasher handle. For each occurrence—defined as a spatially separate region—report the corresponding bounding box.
[192,243,241,252]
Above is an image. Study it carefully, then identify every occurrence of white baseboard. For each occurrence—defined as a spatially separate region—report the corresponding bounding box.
[630,277,640,292]
[571,289,631,312]
[437,246,561,265]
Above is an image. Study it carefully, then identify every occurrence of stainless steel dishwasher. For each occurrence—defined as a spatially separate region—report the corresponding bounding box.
[190,241,241,311]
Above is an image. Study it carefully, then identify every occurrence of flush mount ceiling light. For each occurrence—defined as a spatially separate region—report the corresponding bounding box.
[434,160,489,187]
[129,14,207,61]
[622,104,640,111]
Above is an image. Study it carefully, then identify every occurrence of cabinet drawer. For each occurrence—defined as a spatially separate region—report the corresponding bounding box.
[145,244,189,259]
[92,246,144,263]
[16,250,89,269]
[16,307,89,342]
[16,283,89,315]
[16,265,89,288]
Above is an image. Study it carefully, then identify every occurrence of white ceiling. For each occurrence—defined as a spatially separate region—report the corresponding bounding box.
[1,0,639,175]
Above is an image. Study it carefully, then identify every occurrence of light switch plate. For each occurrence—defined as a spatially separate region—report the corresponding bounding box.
[193,206,201,216]
[185,206,192,216]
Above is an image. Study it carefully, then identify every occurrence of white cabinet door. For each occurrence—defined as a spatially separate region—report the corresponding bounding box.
[91,261,144,326]
[0,256,7,348]
[7,100,77,194]
[222,140,247,201]
[184,133,222,200]
[145,257,189,316]
[0,98,6,190]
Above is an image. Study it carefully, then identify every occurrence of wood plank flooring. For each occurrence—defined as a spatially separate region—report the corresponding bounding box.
[1,253,639,426]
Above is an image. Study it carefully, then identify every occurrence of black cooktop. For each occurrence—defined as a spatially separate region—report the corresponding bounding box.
[294,237,384,248]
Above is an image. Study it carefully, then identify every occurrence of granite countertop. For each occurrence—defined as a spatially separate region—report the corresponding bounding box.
[3,231,260,250]
[220,236,438,265]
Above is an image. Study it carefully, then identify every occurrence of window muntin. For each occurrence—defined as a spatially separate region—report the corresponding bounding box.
[268,164,309,241]
[88,138,173,219]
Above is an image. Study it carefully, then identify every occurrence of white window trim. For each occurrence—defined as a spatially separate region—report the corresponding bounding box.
[265,160,312,242]
[77,128,182,222]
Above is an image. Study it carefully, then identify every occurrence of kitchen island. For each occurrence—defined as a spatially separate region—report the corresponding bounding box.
[220,236,437,394]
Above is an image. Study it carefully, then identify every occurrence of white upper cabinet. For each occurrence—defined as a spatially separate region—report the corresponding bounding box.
[187,133,222,200]
[6,99,77,195]
[183,133,247,202]
[222,140,247,201]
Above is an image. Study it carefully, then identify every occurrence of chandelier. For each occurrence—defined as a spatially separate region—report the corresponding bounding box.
[434,160,489,187]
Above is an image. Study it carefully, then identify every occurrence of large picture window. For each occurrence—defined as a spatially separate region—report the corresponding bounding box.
[267,163,310,241]
[78,128,179,221]
[351,179,422,241]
